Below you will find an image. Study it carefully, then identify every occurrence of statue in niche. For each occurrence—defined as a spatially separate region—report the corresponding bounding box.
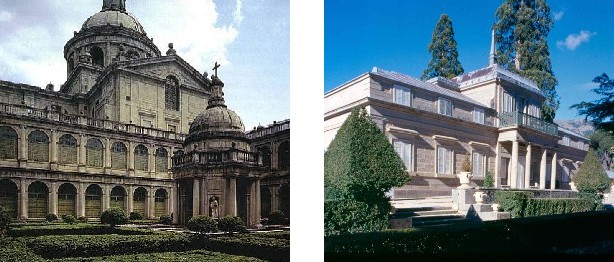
[209,196,219,219]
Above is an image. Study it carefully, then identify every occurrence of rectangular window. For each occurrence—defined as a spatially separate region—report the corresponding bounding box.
[168,125,177,133]
[438,98,452,116]
[393,139,413,171]
[562,136,570,146]
[472,152,485,177]
[502,92,514,113]
[473,108,485,124]
[393,84,411,107]
[437,146,453,175]
[577,141,584,150]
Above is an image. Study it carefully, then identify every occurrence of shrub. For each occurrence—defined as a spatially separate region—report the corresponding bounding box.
[573,148,611,194]
[0,206,10,236]
[77,216,88,223]
[494,191,530,217]
[268,210,285,225]
[483,171,494,187]
[129,212,143,220]
[187,215,217,234]
[100,208,128,227]
[160,214,173,225]
[45,214,58,223]
[325,198,389,236]
[62,214,76,224]
[218,216,246,233]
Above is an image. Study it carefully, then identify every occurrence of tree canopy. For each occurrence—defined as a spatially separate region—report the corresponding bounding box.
[572,73,614,133]
[494,0,558,122]
[421,14,464,80]
[573,148,611,194]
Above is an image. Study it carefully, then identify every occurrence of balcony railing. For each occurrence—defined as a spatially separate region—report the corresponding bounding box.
[499,111,558,136]
[172,149,262,167]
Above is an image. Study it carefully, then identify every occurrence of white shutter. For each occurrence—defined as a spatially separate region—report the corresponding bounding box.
[403,88,411,106]
[404,143,412,171]
[437,147,444,173]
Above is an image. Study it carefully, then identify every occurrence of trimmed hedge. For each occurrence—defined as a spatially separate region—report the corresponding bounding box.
[8,224,152,238]
[206,234,289,261]
[325,199,389,236]
[100,208,127,227]
[0,207,10,236]
[218,216,247,234]
[494,191,597,218]
[187,215,217,233]
[49,250,265,262]
[0,237,44,262]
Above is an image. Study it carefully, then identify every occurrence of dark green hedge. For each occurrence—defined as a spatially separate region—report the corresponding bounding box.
[325,199,389,236]
[8,225,152,238]
[494,191,597,218]
[206,234,289,262]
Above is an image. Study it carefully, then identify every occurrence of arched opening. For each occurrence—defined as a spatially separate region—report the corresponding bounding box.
[110,186,126,211]
[86,138,104,167]
[111,142,127,169]
[57,183,76,217]
[155,147,168,173]
[154,189,167,218]
[259,146,271,169]
[0,179,18,218]
[28,130,49,162]
[261,187,271,218]
[134,145,148,171]
[0,126,18,159]
[164,76,180,111]
[28,181,49,218]
[279,185,290,219]
[58,134,78,165]
[90,46,104,67]
[85,185,102,218]
[278,141,290,170]
[133,187,147,217]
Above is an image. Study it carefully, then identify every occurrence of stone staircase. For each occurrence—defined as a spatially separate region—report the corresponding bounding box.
[389,196,477,228]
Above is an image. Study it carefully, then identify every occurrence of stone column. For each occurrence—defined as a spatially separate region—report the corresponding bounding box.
[171,184,178,223]
[127,185,134,214]
[255,179,261,224]
[148,145,155,176]
[78,182,85,218]
[78,134,86,172]
[192,178,200,217]
[551,151,558,190]
[19,126,28,163]
[510,141,519,188]
[148,186,155,219]
[540,149,547,189]
[50,129,58,170]
[271,186,279,212]
[524,144,532,189]
[200,178,207,216]
[102,185,110,211]
[104,138,111,174]
[50,182,58,215]
[494,142,501,188]
[168,146,174,174]
[228,177,237,216]
[128,141,135,175]
[20,179,27,220]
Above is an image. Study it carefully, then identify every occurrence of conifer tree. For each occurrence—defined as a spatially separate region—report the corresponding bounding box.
[421,14,464,80]
[494,0,559,122]
[573,149,611,194]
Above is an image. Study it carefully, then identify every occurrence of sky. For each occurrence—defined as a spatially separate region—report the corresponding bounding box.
[0,0,289,130]
[325,0,614,121]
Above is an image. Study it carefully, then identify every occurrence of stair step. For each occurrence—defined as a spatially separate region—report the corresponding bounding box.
[393,209,459,217]
[412,217,475,227]
[393,206,451,213]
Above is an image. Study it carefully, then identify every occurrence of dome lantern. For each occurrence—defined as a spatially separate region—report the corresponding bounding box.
[102,0,126,12]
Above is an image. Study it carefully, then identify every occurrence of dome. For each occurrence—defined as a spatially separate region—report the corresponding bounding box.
[82,10,146,35]
[190,106,245,134]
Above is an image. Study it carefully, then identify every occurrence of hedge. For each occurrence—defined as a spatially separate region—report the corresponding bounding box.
[47,250,265,262]
[8,224,152,237]
[206,234,290,261]
[0,237,44,262]
[325,199,389,236]
[494,191,597,218]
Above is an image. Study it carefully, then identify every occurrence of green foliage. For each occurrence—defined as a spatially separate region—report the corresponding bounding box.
[573,149,611,194]
[0,206,10,236]
[324,199,390,236]
[573,74,614,133]
[8,224,150,237]
[494,0,558,121]
[484,171,494,187]
[62,214,76,224]
[45,214,57,223]
[218,216,247,234]
[495,191,597,218]
[159,214,173,225]
[324,107,408,234]
[129,212,143,220]
[0,237,44,262]
[54,250,265,262]
[100,208,128,227]
[77,216,88,223]
[494,191,531,217]
[187,215,217,234]
[589,130,614,166]
[267,210,285,225]
[421,14,464,80]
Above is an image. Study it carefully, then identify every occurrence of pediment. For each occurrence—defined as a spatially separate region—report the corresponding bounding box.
[118,56,211,90]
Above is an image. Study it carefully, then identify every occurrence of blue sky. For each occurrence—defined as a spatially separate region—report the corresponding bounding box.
[325,0,614,121]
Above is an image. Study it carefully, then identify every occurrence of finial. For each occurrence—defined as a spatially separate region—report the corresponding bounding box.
[489,29,496,66]
[166,43,176,56]
[212,62,221,77]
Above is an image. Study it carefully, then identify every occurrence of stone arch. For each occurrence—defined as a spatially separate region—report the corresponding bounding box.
[28,130,49,162]
[111,142,127,169]
[86,138,104,167]
[132,187,148,217]
[28,181,49,218]
[0,179,18,218]
[164,75,180,111]
[85,184,102,218]
[278,141,290,170]
[155,147,168,173]
[58,134,78,165]
[154,188,167,217]
[57,183,77,217]
[259,146,271,169]
[260,187,271,218]
[278,184,290,218]
[90,46,104,67]
[134,144,149,171]
[110,186,126,211]
[0,126,18,160]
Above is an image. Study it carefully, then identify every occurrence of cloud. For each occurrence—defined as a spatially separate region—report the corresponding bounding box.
[0,11,12,22]
[580,81,599,90]
[553,11,564,21]
[234,0,244,25]
[556,30,596,51]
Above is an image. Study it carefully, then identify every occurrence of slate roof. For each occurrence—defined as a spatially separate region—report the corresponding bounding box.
[369,67,488,108]
[451,64,544,97]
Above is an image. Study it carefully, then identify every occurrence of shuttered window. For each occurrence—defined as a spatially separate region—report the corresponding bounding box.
[393,84,411,107]
[393,139,413,171]
[437,146,453,175]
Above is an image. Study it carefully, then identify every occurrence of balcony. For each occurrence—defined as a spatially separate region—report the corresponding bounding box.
[499,111,558,136]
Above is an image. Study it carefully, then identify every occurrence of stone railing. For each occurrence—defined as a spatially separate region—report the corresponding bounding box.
[499,111,558,136]
[246,119,290,139]
[172,148,261,167]
[0,102,186,141]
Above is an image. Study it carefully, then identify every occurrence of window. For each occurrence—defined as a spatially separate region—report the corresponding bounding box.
[472,152,485,177]
[28,130,49,162]
[86,139,104,167]
[167,125,177,133]
[134,144,149,171]
[473,108,485,124]
[577,141,584,150]
[393,84,411,107]
[165,76,180,111]
[111,142,127,170]
[393,139,413,171]
[90,46,104,67]
[438,98,452,116]
[58,134,78,165]
[155,147,168,172]
[562,136,570,146]
[142,119,152,127]
[502,92,514,113]
[437,146,453,175]
[0,126,18,159]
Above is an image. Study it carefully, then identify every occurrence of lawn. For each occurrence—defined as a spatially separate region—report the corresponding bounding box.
[0,223,289,262]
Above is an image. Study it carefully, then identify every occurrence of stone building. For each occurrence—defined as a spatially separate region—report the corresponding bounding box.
[0,0,289,227]
[324,47,588,198]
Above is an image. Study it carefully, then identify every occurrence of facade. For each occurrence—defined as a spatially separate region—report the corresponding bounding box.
[325,63,588,198]
[0,0,289,227]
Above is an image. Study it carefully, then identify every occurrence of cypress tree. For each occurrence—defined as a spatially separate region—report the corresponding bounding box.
[573,149,611,194]
[494,0,559,122]
[421,14,464,80]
